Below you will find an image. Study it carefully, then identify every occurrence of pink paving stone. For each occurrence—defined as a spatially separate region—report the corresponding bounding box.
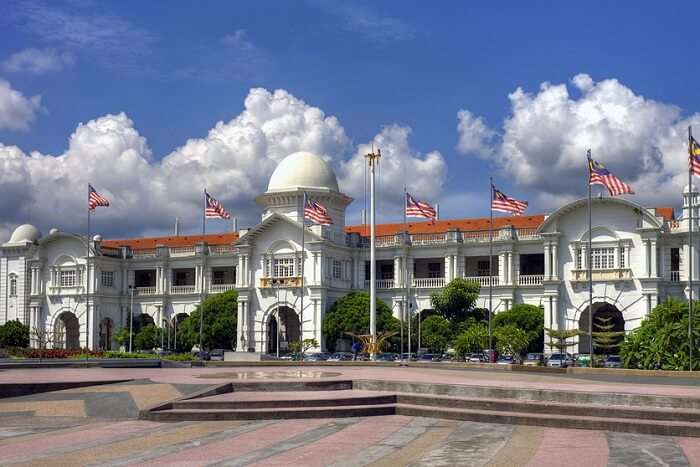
[0,420,154,463]
[526,428,608,467]
[677,437,700,466]
[138,418,331,467]
[248,415,412,467]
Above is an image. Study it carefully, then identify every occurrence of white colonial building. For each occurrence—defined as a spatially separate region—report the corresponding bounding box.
[0,151,695,353]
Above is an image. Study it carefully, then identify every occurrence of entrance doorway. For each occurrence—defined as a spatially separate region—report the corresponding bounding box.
[267,306,300,354]
[578,303,625,354]
[54,311,80,349]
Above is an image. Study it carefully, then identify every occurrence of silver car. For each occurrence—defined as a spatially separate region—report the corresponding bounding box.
[546,353,572,368]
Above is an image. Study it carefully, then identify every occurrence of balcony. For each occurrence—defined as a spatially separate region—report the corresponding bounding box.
[410,233,446,245]
[412,277,445,288]
[518,274,544,286]
[169,246,196,257]
[364,279,394,289]
[210,283,236,293]
[170,285,196,295]
[670,270,681,282]
[571,268,632,281]
[463,275,500,287]
[260,277,302,288]
[135,286,157,296]
[209,245,236,255]
[132,249,157,258]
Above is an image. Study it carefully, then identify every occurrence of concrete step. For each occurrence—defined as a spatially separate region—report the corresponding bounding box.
[173,393,396,410]
[226,380,353,392]
[144,403,396,421]
[395,404,700,438]
[397,394,700,423]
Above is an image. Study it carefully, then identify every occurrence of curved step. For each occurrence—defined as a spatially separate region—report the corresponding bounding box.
[173,394,397,410]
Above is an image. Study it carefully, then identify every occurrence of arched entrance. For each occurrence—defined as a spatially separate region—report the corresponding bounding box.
[267,306,300,354]
[54,311,80,349]
[578,303,625,354]
[99,318,113,350]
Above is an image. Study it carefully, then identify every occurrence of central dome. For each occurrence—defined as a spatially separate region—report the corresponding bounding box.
[267,151,339,192]
[8,224,41,244]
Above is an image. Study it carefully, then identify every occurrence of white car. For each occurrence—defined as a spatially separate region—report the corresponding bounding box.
[546,353,573,368]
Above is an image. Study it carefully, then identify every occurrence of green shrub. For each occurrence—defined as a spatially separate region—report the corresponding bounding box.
[0,320,29,348]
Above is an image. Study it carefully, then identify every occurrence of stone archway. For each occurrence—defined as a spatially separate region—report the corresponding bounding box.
[578,303,625,354]
[99,318,113,350]
[54,311,80,349]
[267,306,300,354]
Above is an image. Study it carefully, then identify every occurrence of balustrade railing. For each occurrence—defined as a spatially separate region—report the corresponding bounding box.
[132,249,157,258]
[170,285,196,294]
[209,245,236,255]
[410,232,446,245]
[571,268,632,281]
[135,286,157,296]
[364,279,394,289]
[461,230,491,243]
[210,283,236,293]
[670,270,681,282]
[170,246,196,257]
[518,274,544,286]
[412,277,445,288]
[463,275,500,287]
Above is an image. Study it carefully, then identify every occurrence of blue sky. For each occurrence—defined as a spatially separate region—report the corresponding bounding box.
[1,1,699,238]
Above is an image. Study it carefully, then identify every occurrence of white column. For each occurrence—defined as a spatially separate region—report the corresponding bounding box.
[394,256,402,288]
[236,301,245,351]
[544,244,551,280]
[506,252,513,284]
[498,252,507,284]
[551,245,558,280]
[581,244,588,270]
[650,240,658,278]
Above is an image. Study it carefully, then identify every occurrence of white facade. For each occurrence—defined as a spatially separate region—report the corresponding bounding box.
[1,151,695,353]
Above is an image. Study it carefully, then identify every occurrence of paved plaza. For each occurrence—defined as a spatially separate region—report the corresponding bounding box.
[0,366,699,466]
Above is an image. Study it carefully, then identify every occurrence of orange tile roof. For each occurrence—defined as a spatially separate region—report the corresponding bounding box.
[102,232,239,250]
[654,207,675,221]
[345,214,545,236]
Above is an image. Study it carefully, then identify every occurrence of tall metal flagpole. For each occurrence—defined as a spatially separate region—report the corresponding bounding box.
[488,177,493,353]
[300,192,306,350]
[199,189,205,359]
[402,186,407,362]
[689,126,694,372]
[366,149,381,360]
[588,150,594,365]
[86,184,91,355]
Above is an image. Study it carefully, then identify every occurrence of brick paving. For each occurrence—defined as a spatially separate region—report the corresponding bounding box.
[0,366,699,465]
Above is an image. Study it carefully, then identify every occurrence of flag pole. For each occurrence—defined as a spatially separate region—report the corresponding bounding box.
[689,126,694,372]
[488,177,493,353]
[86,184,91,355]
[588,150,594,365]
[202,189,206,236]
[366,149,380,360]
[300,193,306,351]
[402,186,407,362]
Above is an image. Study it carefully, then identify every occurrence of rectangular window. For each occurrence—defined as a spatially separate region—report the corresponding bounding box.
[591,248,615,270]
[428,262,442,278]
[619,247,625,268]
[9,277,17,297]
[101,271,114,288]
[671,247,680,271]
[332,260,342,280]
[575,249,582,269]
[212,270,226,285]
[477,260,490,276]
[274,258,295,277]
[60,270,76,287]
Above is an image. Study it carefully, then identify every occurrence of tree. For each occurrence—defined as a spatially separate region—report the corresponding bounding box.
[114,328,130,348]
[621,298,700,370]
[177,290,238,350]
[288,338,319,356]
[592,315,625,353]
[545,328,580,354]
[133,324,162,351]
[494,324,530,358]
[430,278,480,323]
[453,323,489,357]
[322,292,400,352]
[420,315,452,354]
[0,320,29,348]
[493,304,544,353]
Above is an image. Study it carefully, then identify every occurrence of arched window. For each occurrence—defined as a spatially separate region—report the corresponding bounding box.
[9,275,17,297]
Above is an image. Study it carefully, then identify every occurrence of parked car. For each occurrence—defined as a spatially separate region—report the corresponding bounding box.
[546,353,573,368]
[303,352,329,362]
[604,355,622,368]
[465,353,484,363]
[496,354,515,365]
[417,353,436,362]
[209,349,225,361]
[326,352,353,362]
[376,352,398,361]
[522,353,544,366]
[400,353,418,362]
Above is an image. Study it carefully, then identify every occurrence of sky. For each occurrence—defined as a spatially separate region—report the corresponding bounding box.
[1,0,700,240]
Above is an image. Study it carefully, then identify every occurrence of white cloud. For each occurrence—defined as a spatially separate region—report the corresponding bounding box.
[2,48,74,74]
[0,79,44,130]
[457,74,700,209]
[311,1,417,42]
[0,87,447,240]
[456,110,496,158]
[339,124,446,221]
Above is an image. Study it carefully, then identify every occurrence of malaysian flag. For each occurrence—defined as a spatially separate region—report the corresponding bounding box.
[491,185,528,215]
[588,151,633,196]
[205,191,230,219]
[304,193,333,225]
[88,184,110,211]
[690,135,700,176]
[405,192,437,219]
